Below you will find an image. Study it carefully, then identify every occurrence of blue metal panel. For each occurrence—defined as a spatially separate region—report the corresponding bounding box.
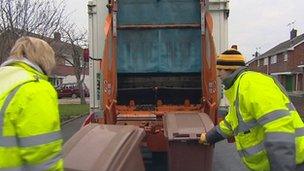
[117,0,202,73]
[118,0,201,25]
[118,30,159,73]
[158,29,201,73]
[117,29,201,73]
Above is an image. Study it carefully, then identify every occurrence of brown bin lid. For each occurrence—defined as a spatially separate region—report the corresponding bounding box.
[63,124,145,171]
[163,112,214,141]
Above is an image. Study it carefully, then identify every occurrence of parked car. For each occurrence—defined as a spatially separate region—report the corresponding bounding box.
[56,83,89,98]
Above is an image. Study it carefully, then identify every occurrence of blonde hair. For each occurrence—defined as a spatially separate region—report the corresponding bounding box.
[9,36,56,75]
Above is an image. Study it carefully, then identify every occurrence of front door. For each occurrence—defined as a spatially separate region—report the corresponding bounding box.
[285,75,293,92]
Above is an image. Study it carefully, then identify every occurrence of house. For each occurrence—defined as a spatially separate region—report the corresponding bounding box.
[247,29,304,92]
[0,30,89,88]
[50,32,89,87]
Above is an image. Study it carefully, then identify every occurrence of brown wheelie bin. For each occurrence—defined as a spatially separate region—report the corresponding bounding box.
[164,112,214,171]
[63,124,145,171]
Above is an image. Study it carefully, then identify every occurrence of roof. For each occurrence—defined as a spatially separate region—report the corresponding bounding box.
[0,29,87,76]
[247,33,304,65]
[0,29,83,58]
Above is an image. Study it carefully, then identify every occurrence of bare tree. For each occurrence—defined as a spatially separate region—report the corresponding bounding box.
[59,24,88,104]
[0,0,89,104]
[0,0,68,63]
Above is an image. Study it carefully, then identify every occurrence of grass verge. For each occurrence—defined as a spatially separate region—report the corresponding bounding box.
[59,104,89,121]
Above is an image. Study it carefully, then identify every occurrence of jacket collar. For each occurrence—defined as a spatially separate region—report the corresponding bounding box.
[1,58,43,73]
[222,66,248,90]
[0,58,48,80]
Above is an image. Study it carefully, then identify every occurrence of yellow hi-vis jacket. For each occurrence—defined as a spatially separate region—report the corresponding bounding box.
[215,70,304,171]
[0,60,63,170]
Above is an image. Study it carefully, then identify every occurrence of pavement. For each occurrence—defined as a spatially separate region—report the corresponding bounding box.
[213,141,248,171]
[58,97,89,104]
[61,115,87,142]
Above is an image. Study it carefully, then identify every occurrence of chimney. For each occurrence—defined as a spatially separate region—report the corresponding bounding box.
[255,51,259,58]
[290,29,297,40]
[231,45,238,50]
[54,32,61,41]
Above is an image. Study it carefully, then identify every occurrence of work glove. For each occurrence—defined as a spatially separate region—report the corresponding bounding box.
[199,133,208,144]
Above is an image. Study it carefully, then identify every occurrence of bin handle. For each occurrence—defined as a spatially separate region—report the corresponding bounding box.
[172,133,201,140]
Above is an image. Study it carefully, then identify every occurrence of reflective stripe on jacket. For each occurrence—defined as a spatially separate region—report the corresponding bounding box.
[217,70,304,171]
[0,61,63,170]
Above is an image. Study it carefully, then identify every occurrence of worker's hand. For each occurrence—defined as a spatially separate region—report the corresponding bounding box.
[199,133,208,144]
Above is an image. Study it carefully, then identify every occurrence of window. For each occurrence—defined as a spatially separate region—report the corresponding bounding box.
[65,60,73,66]
[62,53,74,66]
[257,59,260,67]
[263,58,268,65]
[270,55,277,64]
[284,53,288,61]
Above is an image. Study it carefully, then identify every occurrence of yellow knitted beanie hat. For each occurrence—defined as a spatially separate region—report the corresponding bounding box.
[216,46,245,70]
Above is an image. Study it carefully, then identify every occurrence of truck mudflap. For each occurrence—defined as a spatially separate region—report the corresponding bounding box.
[82,112,96,127]
[82,111,105,127]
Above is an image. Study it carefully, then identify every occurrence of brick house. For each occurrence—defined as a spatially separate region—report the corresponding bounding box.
[0,31,89,87]
[50,32,89,87]
[247,29,304,92]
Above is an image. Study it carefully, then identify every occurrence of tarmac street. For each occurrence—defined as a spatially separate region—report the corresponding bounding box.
[61,115,86,142]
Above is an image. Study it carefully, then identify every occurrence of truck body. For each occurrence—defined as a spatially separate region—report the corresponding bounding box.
[86,0,229,152]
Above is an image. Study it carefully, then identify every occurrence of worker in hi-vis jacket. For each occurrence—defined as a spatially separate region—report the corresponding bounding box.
[199,46,304,171]
[0,37,63,170]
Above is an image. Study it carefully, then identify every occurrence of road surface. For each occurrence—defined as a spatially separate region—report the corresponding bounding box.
[61,116,86,142]
[62,116,248,171]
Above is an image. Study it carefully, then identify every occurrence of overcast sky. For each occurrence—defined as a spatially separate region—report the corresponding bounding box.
[62,0,304,61]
